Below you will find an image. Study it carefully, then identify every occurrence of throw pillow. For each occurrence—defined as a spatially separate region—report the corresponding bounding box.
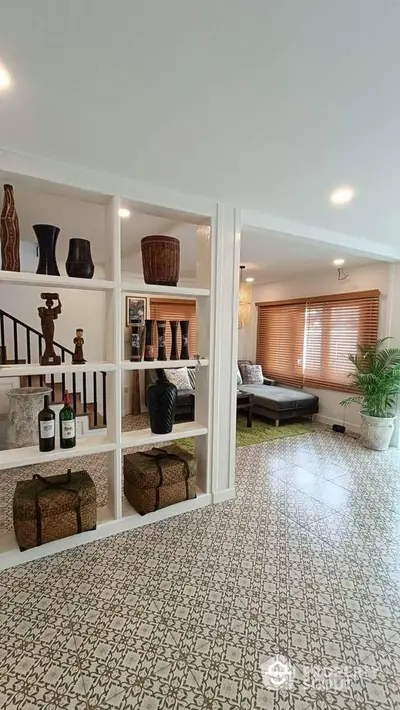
[187,368,196,390]
[240,363,263,385]
[164,367,193,391]
[237,367,243,385]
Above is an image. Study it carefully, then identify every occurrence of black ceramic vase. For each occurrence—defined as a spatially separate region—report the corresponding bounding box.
[180,320,190,360]
[66,238,94,279]
[147,379,178,434]
[169,321,179,360]
[157,320,167,361]
[130,326,142,362]
[144,320,155,361]
[33,224,60,276]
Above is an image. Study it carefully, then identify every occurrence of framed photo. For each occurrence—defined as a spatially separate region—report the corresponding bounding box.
[126,296,147,327]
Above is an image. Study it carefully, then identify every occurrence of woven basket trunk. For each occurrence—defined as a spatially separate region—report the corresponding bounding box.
[141,235,180,286]
[124,444,196,515]
[13,470,96,551]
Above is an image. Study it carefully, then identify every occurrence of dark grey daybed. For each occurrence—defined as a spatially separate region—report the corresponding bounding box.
[238,383,318,426]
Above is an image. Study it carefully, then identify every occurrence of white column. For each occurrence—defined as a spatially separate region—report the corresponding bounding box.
[210,205,241,500]
[385,263,400,447]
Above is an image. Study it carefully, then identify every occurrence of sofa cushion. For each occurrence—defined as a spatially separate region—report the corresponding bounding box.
[238,384,319,412]
[164,367,193,391]
[240,364,263,385]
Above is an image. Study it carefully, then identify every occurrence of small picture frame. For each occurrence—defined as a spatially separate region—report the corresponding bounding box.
[126,296,147,327]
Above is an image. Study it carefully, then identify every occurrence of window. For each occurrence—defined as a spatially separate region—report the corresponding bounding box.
[149,299,197,357]
[256,301,305,387]
[257,290,379,391]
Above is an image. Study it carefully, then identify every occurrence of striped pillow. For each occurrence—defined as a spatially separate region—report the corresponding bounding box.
[187,368,196,390]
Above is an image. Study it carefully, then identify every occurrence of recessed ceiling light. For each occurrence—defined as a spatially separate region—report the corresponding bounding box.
[119,208,130,218]
[245,277,254,283]
[330,186,355,206]
[0,63,12,91]
[333,258,345,266]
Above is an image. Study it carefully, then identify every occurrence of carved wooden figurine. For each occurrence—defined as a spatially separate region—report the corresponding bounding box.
[38,293,62,365]
[72,328,86,364]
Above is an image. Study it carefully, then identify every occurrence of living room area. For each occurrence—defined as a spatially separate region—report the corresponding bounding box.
[1,3,400,709]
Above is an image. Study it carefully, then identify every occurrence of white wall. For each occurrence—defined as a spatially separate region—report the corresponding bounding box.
[250,263,391,432]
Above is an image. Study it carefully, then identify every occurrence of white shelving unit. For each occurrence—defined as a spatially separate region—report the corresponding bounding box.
[0,162,242,571]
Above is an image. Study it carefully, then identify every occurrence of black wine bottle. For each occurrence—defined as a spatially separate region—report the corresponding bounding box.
[38,395,55,452]
[59,390,76,449]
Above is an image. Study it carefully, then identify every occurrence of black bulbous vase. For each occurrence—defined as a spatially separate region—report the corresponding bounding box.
[147,379,177,434]
[66,238,94,279]
[33,224,60,276]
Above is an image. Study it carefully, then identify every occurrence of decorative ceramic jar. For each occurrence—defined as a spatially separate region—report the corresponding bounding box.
[33,224,60,276]
[6,387,51,449]
[170,321,179,360]
[144,320,155,361]
[147,379,178,434]
[1,184,20,272]
[130,326,142,362]
[66,238,94,279]
[180,320,190,360]
[157,320,167,361]
[141,235,180,286]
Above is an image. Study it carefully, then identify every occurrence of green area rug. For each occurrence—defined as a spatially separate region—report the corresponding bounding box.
[179,415,313,453]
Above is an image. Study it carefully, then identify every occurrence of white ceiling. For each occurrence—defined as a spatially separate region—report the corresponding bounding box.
[240,228,376,283]
[1,1,400,250]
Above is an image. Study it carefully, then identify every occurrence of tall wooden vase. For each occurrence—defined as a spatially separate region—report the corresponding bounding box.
[1,184,20,272]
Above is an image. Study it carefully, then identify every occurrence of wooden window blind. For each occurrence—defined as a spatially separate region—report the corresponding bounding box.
[256,302,306,387]
[256,290,380,392]
[149,299,197,358]
[303,291,380,391]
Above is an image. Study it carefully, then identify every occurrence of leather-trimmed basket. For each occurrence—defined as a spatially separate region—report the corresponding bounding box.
[13,469,96,551]
[123,445,196,515]
[141,235,180,286]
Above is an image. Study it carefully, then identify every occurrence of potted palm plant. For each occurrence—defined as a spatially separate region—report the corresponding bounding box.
[340,338,400,450]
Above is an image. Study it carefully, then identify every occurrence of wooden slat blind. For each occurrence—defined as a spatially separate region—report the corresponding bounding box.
[303,292,380,390]
[256,302,306,387]
[149,299,197,358]
[256,290,380,391]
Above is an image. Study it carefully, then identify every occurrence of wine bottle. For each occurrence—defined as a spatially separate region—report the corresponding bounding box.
[38,395,55,452]
[59,390,76,449]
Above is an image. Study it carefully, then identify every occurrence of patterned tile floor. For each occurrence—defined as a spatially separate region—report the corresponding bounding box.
[1,427,400,709]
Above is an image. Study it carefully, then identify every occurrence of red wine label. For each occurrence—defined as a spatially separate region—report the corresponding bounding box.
[40,421,54,439]
[62,421,75,439]
[145,345,154,359]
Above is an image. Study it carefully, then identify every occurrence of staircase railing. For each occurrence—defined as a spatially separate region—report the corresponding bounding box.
[0,309,107,426]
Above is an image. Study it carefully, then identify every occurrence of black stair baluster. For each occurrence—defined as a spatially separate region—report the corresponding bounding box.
[50,374,55,403]
[26,329,31,364]
[102,371,107,426]
[72,372,77,414]
[61,349,66,399]
[26,330,32,386]
[93,372,98,427]
[0,313,6,364]
[13,321,18,364]
[38,336,44,385]
[82,373,88,413]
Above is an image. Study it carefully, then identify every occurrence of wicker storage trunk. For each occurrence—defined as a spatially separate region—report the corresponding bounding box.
[13,469,97,551]
[124,445,197,515]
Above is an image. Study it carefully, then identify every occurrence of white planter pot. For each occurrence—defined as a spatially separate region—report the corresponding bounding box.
[360,412,396,451]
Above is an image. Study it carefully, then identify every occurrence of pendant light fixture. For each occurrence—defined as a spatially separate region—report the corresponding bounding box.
[238,265,252,328]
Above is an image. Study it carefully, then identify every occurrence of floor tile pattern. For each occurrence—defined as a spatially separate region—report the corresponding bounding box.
[1,427,400,708]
